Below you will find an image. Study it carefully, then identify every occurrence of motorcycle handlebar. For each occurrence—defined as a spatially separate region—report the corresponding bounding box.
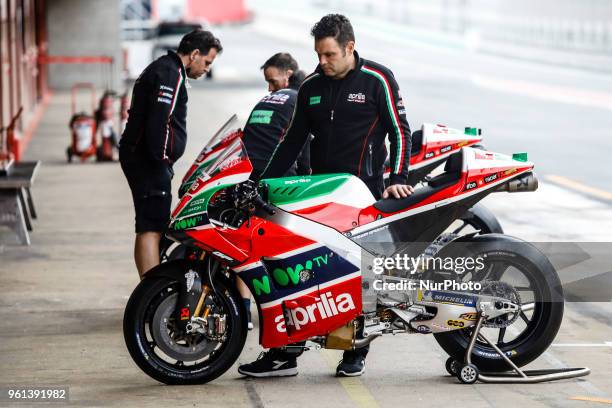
[254,195,276,215]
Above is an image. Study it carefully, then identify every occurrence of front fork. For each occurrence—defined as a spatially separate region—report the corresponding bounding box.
[173,252,219,332]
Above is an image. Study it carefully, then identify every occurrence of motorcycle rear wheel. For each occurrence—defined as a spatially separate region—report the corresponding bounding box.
[433,234,564,372]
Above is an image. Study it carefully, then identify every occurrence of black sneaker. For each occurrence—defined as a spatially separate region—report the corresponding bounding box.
[238,350,298,378]
[336,355,366,377]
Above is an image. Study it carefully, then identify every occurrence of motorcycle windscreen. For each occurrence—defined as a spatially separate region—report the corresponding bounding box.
[169,138,252,258]
[179,114,243,196]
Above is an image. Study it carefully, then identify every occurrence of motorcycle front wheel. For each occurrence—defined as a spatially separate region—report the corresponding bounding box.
[123,272,247,384]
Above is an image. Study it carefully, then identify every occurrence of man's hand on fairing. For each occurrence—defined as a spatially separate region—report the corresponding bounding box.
[383,184,415,199]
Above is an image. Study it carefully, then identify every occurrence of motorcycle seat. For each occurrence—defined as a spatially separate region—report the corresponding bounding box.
[373,151,462,213]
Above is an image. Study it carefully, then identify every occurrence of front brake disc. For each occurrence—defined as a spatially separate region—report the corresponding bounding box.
[151,293,218,361]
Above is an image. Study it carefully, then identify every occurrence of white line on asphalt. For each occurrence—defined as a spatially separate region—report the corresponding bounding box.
[545,175,612,201]
[552,342,612,348]
[570,396,612,405]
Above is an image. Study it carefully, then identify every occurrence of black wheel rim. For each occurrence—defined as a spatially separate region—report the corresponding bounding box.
[138,281,235,374]
[456,254,547,354]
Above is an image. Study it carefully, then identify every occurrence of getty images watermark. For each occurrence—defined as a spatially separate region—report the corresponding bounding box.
[371,254,486,291]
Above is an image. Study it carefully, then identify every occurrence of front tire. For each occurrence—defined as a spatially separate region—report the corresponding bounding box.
[123,273,247,384]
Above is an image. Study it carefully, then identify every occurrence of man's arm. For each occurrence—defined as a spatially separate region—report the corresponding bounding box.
[145,66,184,163]
[375,69,411,186]
[259,86,311,180]
[295,135,312,175]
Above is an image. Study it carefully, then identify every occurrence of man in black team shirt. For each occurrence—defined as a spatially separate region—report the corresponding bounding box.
[243,52,309,178]
[119,30,222,278]
[238,52,310,330]
[238,14,413,378]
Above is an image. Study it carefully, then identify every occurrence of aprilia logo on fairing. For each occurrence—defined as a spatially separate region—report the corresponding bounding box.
[274,292,356,332]
[284,178,311,184]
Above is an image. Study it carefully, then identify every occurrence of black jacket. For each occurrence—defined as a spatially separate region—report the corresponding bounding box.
[121,51,188,166]
[260,51,411,186]
[242,88,310,178]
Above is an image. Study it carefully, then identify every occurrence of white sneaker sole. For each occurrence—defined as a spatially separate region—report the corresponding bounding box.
[336,367,365,377]
[238,367,298,378]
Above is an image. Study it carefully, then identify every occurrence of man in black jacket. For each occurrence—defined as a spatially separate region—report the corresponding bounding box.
[243,52,309,178]
[238,14,413,379]
[119,30,222,278]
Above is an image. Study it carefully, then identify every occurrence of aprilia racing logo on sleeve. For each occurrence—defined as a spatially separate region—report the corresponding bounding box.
[157,85,175,105]
[274,292,356,332]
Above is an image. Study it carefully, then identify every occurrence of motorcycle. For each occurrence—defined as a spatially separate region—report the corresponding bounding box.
[124,135,565,385]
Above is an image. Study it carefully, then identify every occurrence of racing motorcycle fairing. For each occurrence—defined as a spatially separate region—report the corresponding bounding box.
[386,123,484,185]
[353,147,534,246]
[263,173,376,232]
[409,123,483,170]
[168,138,253,263]
[227,196,368,347]
[179,115,244,197]
[235,236,362,347]
[168,139,365,347]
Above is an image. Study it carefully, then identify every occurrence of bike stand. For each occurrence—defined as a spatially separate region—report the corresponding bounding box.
[448,313,591,384]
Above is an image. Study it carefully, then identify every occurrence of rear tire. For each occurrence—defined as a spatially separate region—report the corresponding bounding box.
[450,203,503,236]
[124,272,247,384]
[434,235,564,372]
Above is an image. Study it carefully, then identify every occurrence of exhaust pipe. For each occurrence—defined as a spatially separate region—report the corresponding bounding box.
[353,332,382,348]
[498,172,538,193]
